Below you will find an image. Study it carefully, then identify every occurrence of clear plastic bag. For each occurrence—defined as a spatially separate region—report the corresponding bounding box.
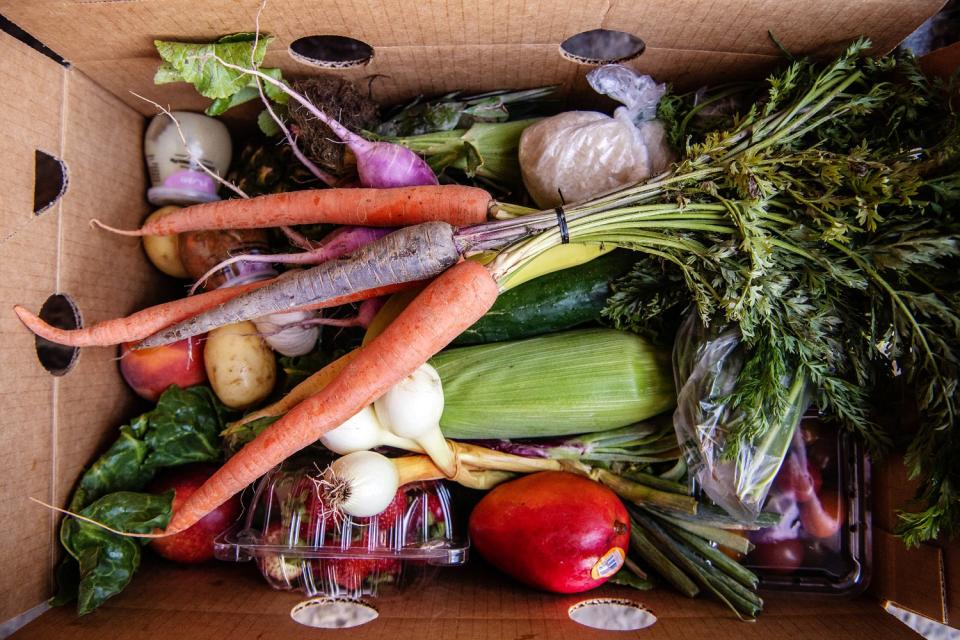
[518,66,674,209]
[672,313,811,522]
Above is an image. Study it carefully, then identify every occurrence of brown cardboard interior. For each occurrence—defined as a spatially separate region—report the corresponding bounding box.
[0,0,945,115]
[10,559,923,639]
[0,0,950,636]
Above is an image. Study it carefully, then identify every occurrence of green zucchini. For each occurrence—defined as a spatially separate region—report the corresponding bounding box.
[451,250,636,345]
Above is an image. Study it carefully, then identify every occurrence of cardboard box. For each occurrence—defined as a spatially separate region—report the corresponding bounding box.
[0,1,950,636]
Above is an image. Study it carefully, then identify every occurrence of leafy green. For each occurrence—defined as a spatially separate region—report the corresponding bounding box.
[375,87,557,137]
[154,33,271,99]
[257,107,282,136]
[60,492,173,615]
[603,256,688,344]
[55,385,225,613]
[68,385,225,512]
[221,414,279,452]
[153,34,288,117]
[384,119,539,194]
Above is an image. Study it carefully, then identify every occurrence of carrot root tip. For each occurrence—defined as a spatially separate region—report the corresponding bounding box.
[90,219,142,237]
[28,496,171,538]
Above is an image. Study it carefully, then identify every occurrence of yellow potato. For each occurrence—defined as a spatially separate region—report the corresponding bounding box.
[142,206,190,278]
[204,321,277,409]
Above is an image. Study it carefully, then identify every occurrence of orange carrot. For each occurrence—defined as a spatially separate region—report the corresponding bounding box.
[166,260,499,533]
[12,279,271,348]
[94,185,492,237]
[292,281,417,314]
[13,279,416,348]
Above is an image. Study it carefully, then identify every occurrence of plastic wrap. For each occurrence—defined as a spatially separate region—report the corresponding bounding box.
[672,313,811,522]
[518,66,673,209]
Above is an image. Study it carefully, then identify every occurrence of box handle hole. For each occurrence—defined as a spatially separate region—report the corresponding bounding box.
[560,29,645,65]
[35,294,81,376]
[34,149,68,215]
[290,597,378,628]
[289,35,374,69]
[568,598,657,631]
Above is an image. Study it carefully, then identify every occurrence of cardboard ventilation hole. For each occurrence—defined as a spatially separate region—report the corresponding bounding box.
[290,598,379,628]
[559,29,645,65]
[33,149,67,215]
[288,35,374,69]
[34,294,81,376]
[568,598,657,631]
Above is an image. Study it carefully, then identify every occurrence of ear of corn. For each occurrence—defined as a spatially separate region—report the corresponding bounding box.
[430,328,675,439]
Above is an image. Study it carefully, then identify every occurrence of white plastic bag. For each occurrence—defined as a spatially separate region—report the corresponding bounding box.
[518,66,674,209]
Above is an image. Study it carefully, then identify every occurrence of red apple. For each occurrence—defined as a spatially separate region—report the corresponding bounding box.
[148,464,242,564]
[119,336,206,402]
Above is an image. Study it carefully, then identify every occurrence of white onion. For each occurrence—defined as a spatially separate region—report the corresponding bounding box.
[321,406,419,455]
[326,451,400,517]
[375,363,455,476]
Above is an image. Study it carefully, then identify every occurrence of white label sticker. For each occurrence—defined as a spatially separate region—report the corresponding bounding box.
[591,547,626,580]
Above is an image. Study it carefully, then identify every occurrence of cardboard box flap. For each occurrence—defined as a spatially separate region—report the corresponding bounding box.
[0,0,943,119]
[0,27,167,624]
[0,0,943,62]
[0,29,65,624]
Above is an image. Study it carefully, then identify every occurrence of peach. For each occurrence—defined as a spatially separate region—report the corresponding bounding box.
[119,336,207,402]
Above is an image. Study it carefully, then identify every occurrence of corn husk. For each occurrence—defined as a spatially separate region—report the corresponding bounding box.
[430,329,674,439]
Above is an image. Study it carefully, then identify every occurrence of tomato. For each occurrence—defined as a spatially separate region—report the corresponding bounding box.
[748,539,806,574]
[799,489,844,539]
[776,454,822,503]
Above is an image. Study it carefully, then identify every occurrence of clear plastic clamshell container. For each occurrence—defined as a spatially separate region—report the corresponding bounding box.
[214,459,468,598]
[743,415,871,595]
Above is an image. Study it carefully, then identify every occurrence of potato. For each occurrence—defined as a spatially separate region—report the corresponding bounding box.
[204,321,277,409]
[143,206,190,278]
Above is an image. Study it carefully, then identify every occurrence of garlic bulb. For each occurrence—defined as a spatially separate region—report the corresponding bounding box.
[253,310,319,356]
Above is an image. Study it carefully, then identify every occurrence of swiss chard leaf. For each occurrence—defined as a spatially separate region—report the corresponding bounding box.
[68,385,225,512]
[56,385,226,613]
[60,492,173,615]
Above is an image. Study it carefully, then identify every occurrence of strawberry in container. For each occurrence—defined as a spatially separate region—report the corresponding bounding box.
[743,416,870,594]
[213,460,467,598]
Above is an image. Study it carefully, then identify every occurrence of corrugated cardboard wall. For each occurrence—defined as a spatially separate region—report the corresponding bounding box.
[0,0,944,116]
[0,31,163,622]
[0,31,64,622]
